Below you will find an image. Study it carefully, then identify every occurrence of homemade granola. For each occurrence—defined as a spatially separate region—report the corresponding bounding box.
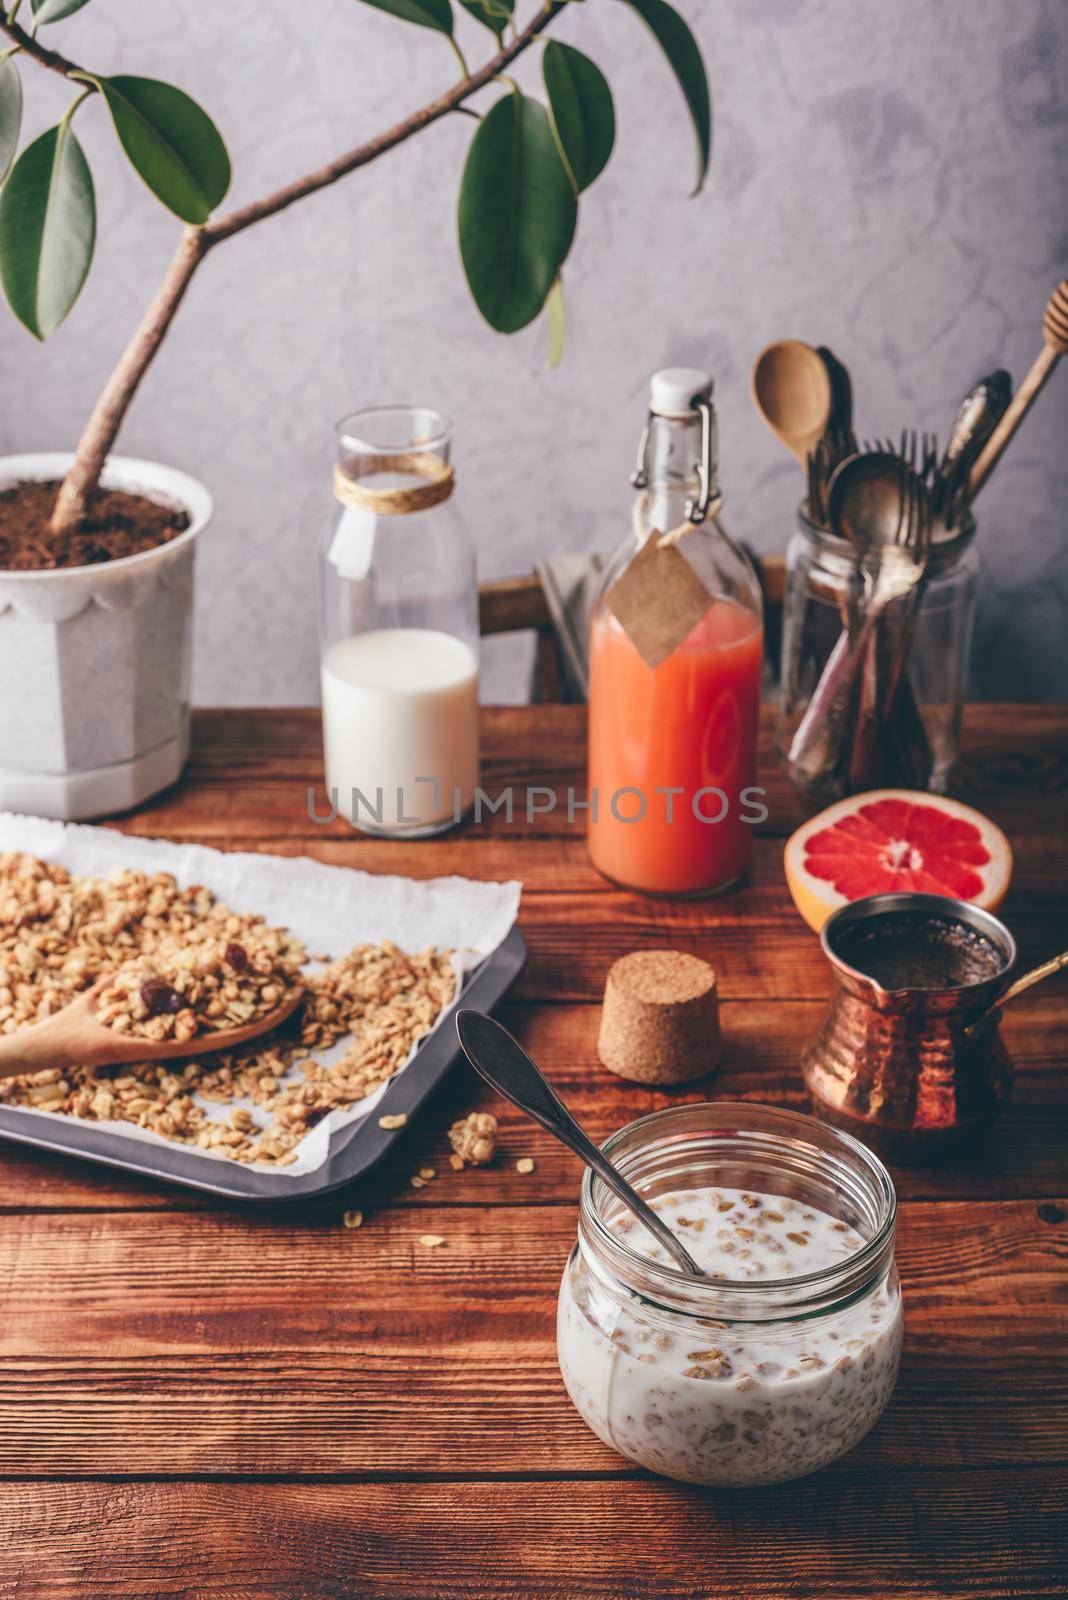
[94,933,301,1043]
[0,852,456,1166]
[448,1110,498,1167]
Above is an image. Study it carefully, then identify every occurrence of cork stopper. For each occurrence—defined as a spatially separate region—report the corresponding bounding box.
[597,950,720,1085]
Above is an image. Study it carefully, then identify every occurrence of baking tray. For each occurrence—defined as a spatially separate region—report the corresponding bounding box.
[0,926,526,1202]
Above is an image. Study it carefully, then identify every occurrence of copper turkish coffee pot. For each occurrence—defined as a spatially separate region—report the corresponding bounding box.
[803,892,1067,1163]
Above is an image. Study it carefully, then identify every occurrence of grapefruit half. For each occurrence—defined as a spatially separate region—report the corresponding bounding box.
[784,789,1013,932]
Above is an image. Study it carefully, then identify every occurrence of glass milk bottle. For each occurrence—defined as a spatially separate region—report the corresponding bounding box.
[587,369,763,895]
[319,406,479,836]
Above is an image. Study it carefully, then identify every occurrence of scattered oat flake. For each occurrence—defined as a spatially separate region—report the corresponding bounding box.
[419,1167,436,1181]
[516,1157,535,1174]
[449,1153,464,1171]
[409,1175,425,1188]
[419,1234,445,1248]
[379,1113,408,1131]
[343,1209,363,1229]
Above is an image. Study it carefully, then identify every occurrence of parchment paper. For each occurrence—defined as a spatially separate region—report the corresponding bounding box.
[0,812,521,1177]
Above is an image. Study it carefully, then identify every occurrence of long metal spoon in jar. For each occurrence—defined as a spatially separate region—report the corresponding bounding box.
[934,369,1012,527]
[786,451,932,793]
[455,1008,704,1277]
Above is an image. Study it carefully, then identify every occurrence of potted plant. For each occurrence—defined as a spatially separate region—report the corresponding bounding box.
[0,0,710,818]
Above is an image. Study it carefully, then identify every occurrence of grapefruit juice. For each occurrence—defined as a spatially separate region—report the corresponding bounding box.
[588,597,763,895]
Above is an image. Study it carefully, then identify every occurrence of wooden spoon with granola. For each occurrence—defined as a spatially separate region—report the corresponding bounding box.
[0,940,304,1078]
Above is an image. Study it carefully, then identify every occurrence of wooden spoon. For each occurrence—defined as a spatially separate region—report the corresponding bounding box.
[0,978,305,1080]
[968,278,1068,498]
[750,339,833,464]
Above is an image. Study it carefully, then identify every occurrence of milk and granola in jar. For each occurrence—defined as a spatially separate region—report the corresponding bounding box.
[557,1103,902,1486]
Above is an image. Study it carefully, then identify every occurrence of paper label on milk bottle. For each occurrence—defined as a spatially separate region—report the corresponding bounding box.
[604,532,713,670]
[327,506,378,580]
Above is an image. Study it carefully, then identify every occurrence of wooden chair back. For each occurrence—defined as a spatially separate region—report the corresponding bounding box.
[478,554,785,702]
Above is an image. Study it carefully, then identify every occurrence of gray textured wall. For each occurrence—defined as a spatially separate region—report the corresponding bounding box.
[1,0,1066,704]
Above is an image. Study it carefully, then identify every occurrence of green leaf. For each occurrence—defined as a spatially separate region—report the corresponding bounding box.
[30,0,93,22]
[458,92,577,334]
[616,0,710,194]
[0,55,22,186]
[542,40,615,193]
[459,0,512,40]
[0,122,95,338]
[356,0,453,34]
[99,76,230,225]
[545,277,566,368]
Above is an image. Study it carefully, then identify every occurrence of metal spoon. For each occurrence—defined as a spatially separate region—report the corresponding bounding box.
[789,457,931,791]
[935,369,1012,525]
[827,451,910,548]
[455,1009,703,1277]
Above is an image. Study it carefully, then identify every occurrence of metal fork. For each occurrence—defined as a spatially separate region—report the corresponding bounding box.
[864,431,939,498]
[807,426,859,528]
[879,456,932,730]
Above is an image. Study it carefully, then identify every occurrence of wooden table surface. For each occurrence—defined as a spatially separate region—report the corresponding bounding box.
[2,706,1066,1599]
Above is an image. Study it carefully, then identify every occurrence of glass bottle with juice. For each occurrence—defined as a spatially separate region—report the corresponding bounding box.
[587,368,763,895]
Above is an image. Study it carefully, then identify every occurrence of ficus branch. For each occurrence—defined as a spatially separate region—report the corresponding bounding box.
[200,4,563,246]
[0,4,566,534]
[0,14,77,78]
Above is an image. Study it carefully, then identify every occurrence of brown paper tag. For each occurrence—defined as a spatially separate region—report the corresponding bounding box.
[604,532,713,669]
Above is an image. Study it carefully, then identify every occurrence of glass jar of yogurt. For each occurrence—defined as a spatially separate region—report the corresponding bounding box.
[557,1102,902,1486]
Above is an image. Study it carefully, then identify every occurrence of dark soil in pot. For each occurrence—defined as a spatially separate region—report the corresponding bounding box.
[0,480,191,571]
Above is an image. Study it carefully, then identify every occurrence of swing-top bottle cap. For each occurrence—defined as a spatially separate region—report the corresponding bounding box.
[649,367,713,419]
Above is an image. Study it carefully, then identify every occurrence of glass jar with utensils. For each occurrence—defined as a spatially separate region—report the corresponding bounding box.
[777,435,980,802]
[318,406,479,836]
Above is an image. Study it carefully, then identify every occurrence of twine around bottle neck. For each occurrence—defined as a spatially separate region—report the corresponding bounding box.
[333,451,454,516]
[632,489,725,548]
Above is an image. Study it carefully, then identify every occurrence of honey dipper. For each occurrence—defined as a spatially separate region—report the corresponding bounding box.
[968,278,1068,499]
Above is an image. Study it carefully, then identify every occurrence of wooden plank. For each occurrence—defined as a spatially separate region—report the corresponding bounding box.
[351,993,1068,1207]
[477,558,787,638]
[4,1469,1066,1599]
[0,1199,1062,1477]
[2,1473,1065,1600]
[478,573,553,633]
[71,828,1068,899]
[0,994,1063,1212]
[508,894,1068,1003]
[11,1471,1068,1600]
[109,706,1068,849]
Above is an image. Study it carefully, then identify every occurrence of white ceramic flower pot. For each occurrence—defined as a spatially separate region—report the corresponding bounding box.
[0,454,212,821]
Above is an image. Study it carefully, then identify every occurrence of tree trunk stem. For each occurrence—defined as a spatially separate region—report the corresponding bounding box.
[49,229,207,535]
